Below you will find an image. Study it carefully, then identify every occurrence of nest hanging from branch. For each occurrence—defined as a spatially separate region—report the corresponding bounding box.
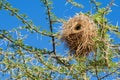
[61,13,97,56]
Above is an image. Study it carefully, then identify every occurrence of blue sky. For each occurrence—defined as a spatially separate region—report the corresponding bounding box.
[0,0,120,79]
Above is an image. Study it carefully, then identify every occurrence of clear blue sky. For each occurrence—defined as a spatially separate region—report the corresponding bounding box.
[0,0,120,79]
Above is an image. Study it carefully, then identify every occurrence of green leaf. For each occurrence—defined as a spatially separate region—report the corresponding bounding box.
[96,2,101,6]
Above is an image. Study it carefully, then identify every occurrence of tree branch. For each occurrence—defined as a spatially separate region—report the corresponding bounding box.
[2,3,55,38]
[44,0,56,55]
[99,68,120,79]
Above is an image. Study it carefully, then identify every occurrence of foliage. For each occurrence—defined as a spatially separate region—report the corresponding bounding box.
[0,0,120,80]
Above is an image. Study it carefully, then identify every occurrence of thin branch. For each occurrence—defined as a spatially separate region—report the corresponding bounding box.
[43,2,70,66]
[90,0,99,11]
[44,0,56,55]
[105,0,115,13]
[42,0,69,67]
[2,33,70,67]
[95,66,100,80]
[1,34,51,54]
[99,68,120,79]
[1,34,58,71]
[2,3,55,38]
[53,56,70,67]
[94,54,100,80]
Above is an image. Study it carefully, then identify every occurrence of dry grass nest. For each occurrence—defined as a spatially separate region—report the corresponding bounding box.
[61,13,97,56]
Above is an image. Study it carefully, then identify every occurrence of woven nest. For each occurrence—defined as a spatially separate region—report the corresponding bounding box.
[61,13,97,56]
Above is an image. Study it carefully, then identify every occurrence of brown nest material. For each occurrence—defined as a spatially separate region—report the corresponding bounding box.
[61,13,97,56]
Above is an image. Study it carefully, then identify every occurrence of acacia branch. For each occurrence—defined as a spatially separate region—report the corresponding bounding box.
[90,0,99,11]
[42,0,70,67]
[100,68,120,79]
[2,3,55,38]
[44,0,56,55]
[1,34,57,70]
[42,0,69,68]
[105,0,115,13]
[94,54,100,80]
[1,33,50,54]
[1,32,69,67]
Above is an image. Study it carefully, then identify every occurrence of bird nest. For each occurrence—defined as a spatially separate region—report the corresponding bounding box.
[61,13,97,56]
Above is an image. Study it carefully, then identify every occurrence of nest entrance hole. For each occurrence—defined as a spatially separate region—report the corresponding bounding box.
[74,24,81,30]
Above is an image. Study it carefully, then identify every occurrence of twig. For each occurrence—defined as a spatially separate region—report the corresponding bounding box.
[44,0,56,55]
[52,56,70,67]
[94,54,100,80]
[2,3,55,38]
[1,34,50,54]
[99,68,120,79]
[2,33,69,67]
[105,0,115,13]
[90,0,99,11]
[2,33,58,71]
